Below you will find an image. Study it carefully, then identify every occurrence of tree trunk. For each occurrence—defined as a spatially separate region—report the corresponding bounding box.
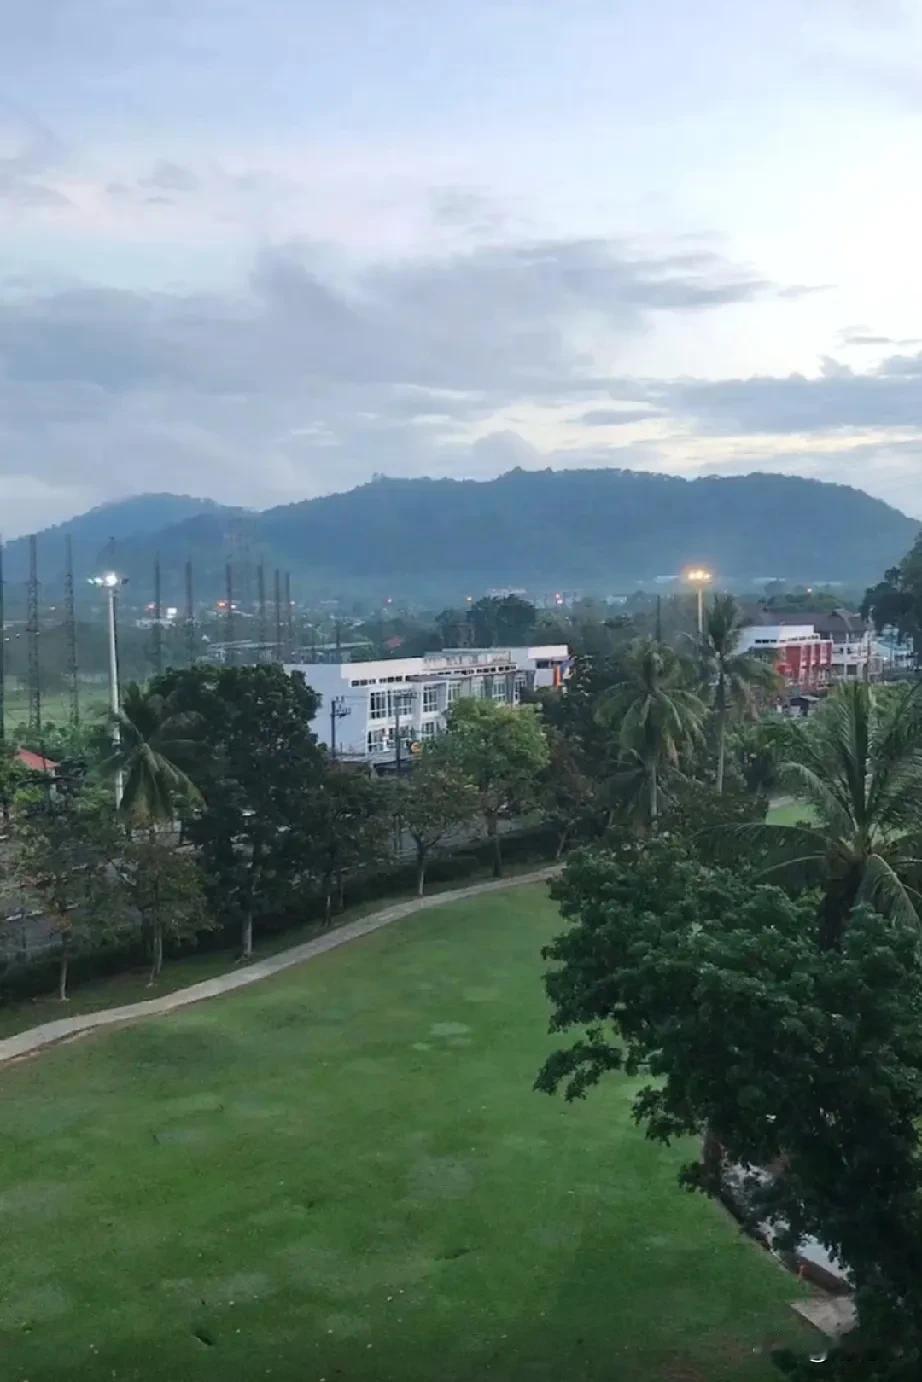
[323,873,333,925]
[416,843,427,898]
[487,814,503,878]
[701,1125,724,1188]
[58,951,69,1002]
[336,868,345,913]
[649,764,659,830]
[818,865,862,951]
[716,702,727,795]
[555,826,570,860]
[241,910,254,960]
[149,921,164,984]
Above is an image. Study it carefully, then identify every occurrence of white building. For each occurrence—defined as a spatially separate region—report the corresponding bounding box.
[286,645,569,767]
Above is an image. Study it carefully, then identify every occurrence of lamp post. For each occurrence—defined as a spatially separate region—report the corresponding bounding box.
[89,571,124,808]
[686,567,713,637]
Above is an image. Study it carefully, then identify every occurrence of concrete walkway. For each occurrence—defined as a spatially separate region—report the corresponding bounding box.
[0,867,561,1067]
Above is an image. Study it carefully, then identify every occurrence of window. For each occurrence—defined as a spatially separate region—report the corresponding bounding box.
[422,720,436,739]
[447,681,461,703]
[492,680,506,701]
[422,684,438,714]
[366,728,387,753]
[369,690,387,720]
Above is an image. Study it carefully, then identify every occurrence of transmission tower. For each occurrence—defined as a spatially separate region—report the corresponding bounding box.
[26,535,41,734]
[184,560,196,666]
[64,535,79,726]
[257,561,267,659]
[284,572,294,661]
[225,562,235,665]
[273,568,282,662]
[151,553,163,677]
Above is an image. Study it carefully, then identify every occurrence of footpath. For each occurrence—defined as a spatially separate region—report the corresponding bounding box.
[0,867,560,1066]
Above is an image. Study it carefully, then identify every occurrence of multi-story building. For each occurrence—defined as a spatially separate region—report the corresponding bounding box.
[286,645,569,768]
[737,622,833,687]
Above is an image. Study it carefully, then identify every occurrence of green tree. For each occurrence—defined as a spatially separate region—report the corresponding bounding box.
[109,683,202,827]
[17,793,125,1000]
[701,594,779,792]
[301,770,390,921]
[597,638,706,831]
[158,665,326,956]
[537,841,922,1381]
[541,726,601,858]
[745,681,922,949]
[113,837,211,983]
[0,744,27,825]
[434,698,549,877]
[467,595,536,647]
[863,531,922,659]
[393,754,479,896]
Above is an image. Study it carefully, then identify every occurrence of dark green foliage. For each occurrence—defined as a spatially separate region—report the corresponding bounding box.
[863,530,922,658]
[538,843,922,1379]
[155,664,325,955]
[297,768,391,920]
[113,838,212,982]
[108,682,202,826]
[391,754,480,895]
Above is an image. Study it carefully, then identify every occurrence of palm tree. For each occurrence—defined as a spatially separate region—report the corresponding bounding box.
[750,681,922,949]
[598,639,706,830]
[701,595,780,793]
[108,684,202,828]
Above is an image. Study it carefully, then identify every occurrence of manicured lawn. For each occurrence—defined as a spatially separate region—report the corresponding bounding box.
[0,885,809,1381]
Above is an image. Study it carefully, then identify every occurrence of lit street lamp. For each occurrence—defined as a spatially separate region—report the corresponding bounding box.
[686,567,713,637]
[89,571,125,807]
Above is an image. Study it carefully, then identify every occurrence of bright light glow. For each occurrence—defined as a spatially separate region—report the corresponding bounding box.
[686,567,713,585]
[88,571,120,589]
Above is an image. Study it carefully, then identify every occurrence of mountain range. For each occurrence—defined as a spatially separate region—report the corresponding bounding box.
[3,469,918,605]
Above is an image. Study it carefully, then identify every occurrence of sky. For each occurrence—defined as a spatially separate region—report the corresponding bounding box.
[3,0,922,537]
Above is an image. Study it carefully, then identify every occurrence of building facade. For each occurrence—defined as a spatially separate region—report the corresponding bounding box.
[737,623,833,687]
[286,645,569,767]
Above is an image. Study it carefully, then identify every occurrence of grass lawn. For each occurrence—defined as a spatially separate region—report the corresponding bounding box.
[0,885,809,1381]
[766,801,818,827]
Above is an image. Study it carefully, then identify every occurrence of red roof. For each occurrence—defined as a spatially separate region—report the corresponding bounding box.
[16,748,60,775]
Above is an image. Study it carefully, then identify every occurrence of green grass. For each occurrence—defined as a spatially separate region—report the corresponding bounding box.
[766,801,818,827]
[5,687,107,730]
[0,885,809,1381]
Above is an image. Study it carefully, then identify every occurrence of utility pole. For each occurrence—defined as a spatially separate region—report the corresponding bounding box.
[152,552,163,677]
[655,594,662,645]
[27,534,41,735]
[330,695,350,761]
[90,573,124,808]
[394,688,413,776]
[184,560,196,666]
[64,535,79,726]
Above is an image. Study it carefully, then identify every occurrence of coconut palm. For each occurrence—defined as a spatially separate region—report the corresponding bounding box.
[748,681,922,949]
[701,595,780,792]
[598,639,707,830]
[108,683,202,828]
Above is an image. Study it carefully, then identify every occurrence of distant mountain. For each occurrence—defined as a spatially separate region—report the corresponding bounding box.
[2,494,239,589]
[7,470,918,604]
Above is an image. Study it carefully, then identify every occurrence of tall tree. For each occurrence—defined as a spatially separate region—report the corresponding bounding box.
[301,770,390,921]
[109,683,202,827]
[743,681,922,949]
[863,531,922,660]
[597,638,705,830]
[433,698,549,877]
[159,664,325,958]
[392,754,479,896]
[113,837,211,983]
[17,793,124,1000]
[701,594,779,793]
[537,840,922,1381]
[467,595,536,647]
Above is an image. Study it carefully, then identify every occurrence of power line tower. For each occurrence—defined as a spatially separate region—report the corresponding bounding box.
[257,560,267,660]
[26,534,41,734]
[225,562,235,665]
[64,535,79,726]
[284,571,294,661]
[273,568,282,663]
[0,535,5,744]
[184,560,196,666]
[151,553,163,677]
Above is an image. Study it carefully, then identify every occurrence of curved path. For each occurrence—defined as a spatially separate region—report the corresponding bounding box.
[0,867,561,1067]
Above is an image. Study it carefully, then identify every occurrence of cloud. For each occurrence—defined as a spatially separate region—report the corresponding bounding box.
[579,407,663,426]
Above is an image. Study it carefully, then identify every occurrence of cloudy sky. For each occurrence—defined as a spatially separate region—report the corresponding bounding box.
[3,0,922,536]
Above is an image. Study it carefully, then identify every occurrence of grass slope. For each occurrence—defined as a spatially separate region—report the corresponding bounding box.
[0,886,808,1381]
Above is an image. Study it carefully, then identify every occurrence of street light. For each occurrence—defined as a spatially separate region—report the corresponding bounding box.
[686,567,713,637]
[89,571,125,807]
